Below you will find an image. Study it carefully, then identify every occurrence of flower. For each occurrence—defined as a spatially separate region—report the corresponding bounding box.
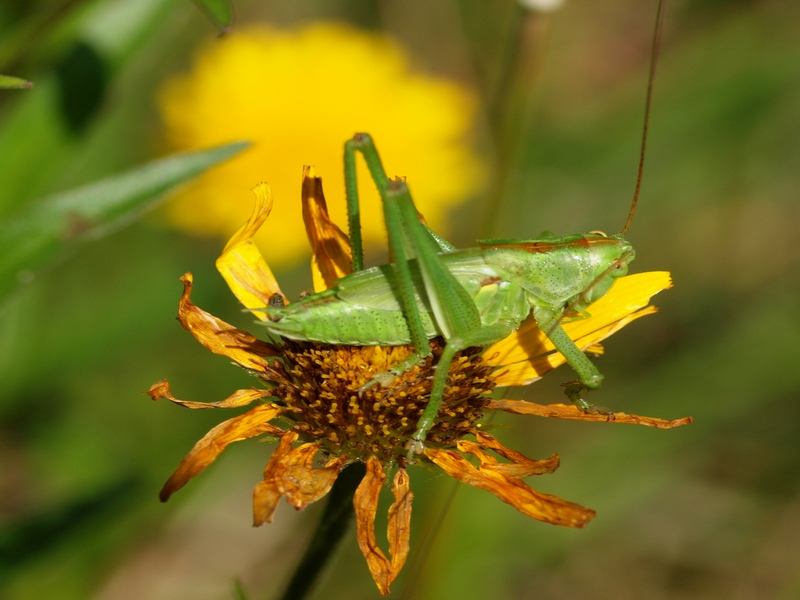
[158,23,483,267]
[147,167,691,595]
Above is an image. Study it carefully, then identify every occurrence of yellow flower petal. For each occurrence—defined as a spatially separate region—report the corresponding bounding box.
[160,403,284,501]
[301,165,353,292]
[216,183,286,319]
[486,272,671,387]
[492,306,658,387]
[562,271,672,339]
[488,400,694,429]
[176,272,284,375]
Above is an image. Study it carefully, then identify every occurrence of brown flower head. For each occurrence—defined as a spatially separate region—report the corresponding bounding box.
[147,166,691,595]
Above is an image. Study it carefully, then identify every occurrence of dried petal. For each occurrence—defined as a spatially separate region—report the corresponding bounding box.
[146,379,272,410]
[387,467,413,583]
[301,165,353,292]
[354,457,391,595]
[160,403,284,501]
[468,431,560,478]
[253,430,347,525]
[176,273,283,376]
[216,183,287,319]
[425,446,596,528]
[488,400,693,429]
[253,432,296,525]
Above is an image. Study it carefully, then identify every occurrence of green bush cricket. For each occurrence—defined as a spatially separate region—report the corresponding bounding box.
[263,2,666,460]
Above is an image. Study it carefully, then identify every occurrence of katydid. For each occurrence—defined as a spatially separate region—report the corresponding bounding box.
[264,3,665,459]
[264,138,634,458]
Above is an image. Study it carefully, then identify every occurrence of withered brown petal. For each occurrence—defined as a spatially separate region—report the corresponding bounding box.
[160,404,284,501]
[466,432,560,478]
[253,431,298,526]
[253,431,347,526]
[301,165,353,293]
[387,467,413,583]
[146,379,273,410]
[354,457,392,596]
[426,447,596,528]
[177,273,282,376]
[488,400,693,429]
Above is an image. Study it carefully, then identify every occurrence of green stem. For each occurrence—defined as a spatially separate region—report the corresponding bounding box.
[277,462,366,600]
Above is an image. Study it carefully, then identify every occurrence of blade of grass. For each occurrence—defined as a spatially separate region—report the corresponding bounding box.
[0,141,248,301]
[192,0,234,33]
[0,75,33,89]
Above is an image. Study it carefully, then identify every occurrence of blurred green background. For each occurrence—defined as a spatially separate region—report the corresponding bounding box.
[2,0,799,599]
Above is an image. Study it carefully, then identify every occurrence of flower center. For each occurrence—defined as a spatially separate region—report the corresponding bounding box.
[271,339,495,462]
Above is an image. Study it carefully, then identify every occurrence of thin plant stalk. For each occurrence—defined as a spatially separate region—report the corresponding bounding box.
[277,462,366,600]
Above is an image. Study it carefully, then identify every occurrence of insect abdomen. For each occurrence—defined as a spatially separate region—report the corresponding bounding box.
[265,294,439,345]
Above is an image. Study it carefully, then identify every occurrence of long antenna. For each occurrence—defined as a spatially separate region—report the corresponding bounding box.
[621,0,666,235]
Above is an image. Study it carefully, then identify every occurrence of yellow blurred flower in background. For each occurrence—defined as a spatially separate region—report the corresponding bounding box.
[159,22,483,266]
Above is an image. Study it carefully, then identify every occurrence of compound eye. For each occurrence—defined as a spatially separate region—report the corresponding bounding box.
[589,230,608,237]
[613,261,628,275]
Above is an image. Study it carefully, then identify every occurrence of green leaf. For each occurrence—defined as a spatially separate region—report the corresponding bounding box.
[192,0,234,32]
[231,579,250,600]
[0,74,33,89]
[0,141,248,301]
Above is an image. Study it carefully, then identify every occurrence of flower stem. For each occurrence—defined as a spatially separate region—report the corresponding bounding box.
[277,462,366,600]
